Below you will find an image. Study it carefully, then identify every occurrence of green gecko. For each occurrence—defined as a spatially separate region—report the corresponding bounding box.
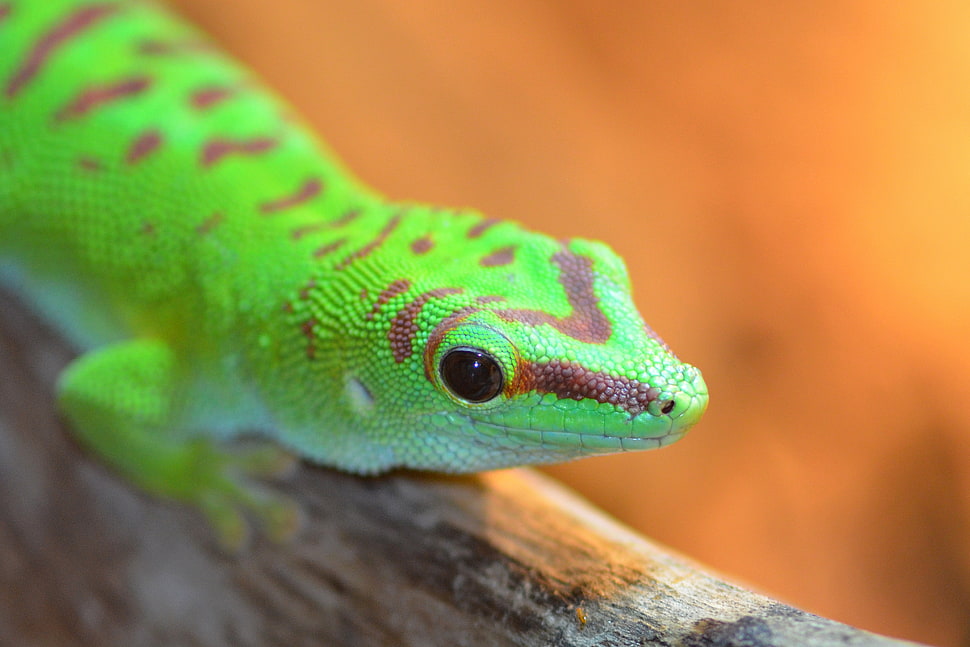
[0,0,708,543]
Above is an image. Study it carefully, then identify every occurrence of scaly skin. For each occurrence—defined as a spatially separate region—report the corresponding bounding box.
[0,0,708,543]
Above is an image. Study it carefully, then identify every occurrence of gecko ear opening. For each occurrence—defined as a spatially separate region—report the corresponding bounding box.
[439,348,503,403]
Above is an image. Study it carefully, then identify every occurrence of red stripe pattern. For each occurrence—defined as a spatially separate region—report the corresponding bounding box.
[260,178,323,214]
[126,129,162,165]
[190,85,238,110]
[201,136,277,168]
[55,76,151,121]
[6,4,118,99]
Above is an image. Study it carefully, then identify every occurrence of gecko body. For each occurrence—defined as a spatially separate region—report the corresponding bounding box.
[0,0,707,540]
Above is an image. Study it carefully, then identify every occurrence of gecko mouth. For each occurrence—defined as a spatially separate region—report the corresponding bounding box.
[466,418,685,454]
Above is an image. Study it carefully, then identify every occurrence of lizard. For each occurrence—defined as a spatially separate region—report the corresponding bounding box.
[0,0,708,545]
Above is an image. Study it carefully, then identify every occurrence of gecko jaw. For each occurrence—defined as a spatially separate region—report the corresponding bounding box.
[466,417,682,454]
[457,381,706,461]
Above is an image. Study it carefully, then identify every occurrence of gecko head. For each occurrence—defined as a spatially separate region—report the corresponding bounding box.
[410,311,707,471]
[367,233,709,473]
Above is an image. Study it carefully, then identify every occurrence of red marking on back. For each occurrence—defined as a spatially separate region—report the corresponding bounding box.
[77,155,103,172]
[312,238,346,259]
[291,210,360,241]
[333,209,361,227]
[479,245,516,267]
[467,218,499,239]
[126,130,162,164]
[260,178,323,214]
[190,85,238,110]
[201,136,277,168]
[55,76,151,121]
[0,4,12,23]
[140,222,156,236]
[410,236,434,255]
[335,213,401,271]
[366,279,412,321]
[291,222,327,240]
[6,4,118,99]
[196,212,224,235]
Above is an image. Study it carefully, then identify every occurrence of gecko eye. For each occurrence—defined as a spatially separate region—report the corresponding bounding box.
[439,348,504,403]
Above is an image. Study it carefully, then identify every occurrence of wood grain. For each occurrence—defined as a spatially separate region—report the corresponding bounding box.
[0,286,923,646]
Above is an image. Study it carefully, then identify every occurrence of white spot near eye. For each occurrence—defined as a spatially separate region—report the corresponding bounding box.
[346,377,374,414]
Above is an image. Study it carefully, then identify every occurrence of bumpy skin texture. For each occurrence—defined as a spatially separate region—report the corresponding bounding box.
[0,0,707,535]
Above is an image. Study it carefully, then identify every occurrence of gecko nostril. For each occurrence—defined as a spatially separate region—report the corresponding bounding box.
[660,399,675,415]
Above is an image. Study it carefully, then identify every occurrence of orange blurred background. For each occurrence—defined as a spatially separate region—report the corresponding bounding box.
[170,2,970,644]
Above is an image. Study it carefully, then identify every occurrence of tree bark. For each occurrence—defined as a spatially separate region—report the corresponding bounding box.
[0,286,926,647]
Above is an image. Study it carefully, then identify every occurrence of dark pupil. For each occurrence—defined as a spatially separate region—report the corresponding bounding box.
[439,349,503,403]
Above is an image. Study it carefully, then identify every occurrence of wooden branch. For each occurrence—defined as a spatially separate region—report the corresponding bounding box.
[0,286,924,647]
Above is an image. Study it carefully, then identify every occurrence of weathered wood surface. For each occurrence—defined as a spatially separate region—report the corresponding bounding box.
[0,286,925,647]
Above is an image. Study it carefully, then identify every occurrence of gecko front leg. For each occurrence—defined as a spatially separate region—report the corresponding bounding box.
[56,338,300,549]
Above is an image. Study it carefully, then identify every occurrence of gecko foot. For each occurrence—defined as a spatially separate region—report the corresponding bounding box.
[177,439,303,552]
